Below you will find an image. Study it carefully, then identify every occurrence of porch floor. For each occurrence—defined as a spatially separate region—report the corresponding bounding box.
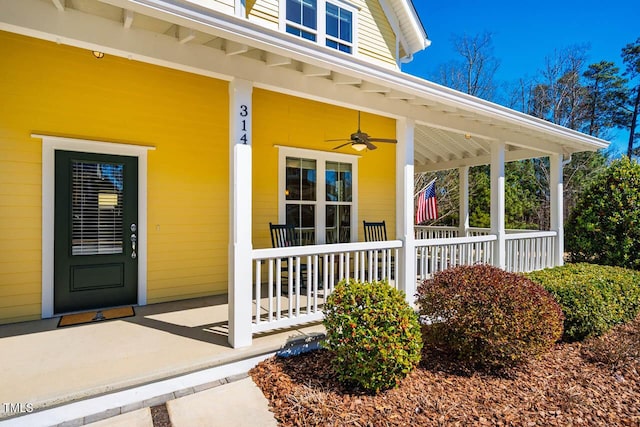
[0,295,324,418]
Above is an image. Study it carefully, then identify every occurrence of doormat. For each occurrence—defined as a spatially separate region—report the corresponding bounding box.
[58,306,135,327]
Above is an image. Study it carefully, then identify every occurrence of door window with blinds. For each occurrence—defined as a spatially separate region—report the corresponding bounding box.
[71,161,124,255]
[279,147,358,245]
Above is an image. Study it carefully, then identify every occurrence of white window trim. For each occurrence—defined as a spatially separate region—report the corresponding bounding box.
[35,134,154,318]
[324,1,356,54]
[279,0,358,55]
[277,145,359,244]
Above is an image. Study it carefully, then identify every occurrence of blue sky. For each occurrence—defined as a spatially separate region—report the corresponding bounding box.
[402,0,640,155]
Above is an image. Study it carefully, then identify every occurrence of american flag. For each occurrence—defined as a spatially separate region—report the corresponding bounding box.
[416,179,438,224]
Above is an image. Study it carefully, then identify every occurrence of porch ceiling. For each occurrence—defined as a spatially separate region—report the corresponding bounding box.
[3,0,610,172]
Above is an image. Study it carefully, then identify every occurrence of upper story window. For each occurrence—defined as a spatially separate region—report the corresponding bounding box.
[286,0,317,41]
[282,0,357,55]
[325,3,352,53]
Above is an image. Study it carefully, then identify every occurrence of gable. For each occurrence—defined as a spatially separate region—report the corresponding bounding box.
[245,0,421,68]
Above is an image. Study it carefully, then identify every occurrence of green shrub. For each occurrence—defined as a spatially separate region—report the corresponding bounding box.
[416,264,563,371]
[566,157,640,270]
[526,263,640,341]
[322,279,422,393]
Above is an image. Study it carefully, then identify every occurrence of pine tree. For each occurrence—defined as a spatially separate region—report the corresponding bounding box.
[582,61,627,138]
[621,38,640,159]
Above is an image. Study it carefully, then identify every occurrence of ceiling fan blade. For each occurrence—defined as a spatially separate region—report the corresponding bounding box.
[367,138,398,144]
[333,142,353,150]
[325,138,351,142]
[364,141,378,150]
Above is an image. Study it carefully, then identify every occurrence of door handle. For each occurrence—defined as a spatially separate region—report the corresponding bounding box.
[130,223,137,259]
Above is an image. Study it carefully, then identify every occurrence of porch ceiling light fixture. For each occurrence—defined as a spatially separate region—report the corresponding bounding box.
[92,51,105,59]
[351,141,368,151]
[464,133,472,140]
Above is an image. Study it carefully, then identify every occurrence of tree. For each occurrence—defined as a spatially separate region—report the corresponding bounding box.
[621,38,640,159]
[582,61,627,138]
[434,32,500,101]
[531,45,590,129]
[566,158,640,270]
[526,46,609,222]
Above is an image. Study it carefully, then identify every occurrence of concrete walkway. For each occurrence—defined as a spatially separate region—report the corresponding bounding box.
[0,296,323,426]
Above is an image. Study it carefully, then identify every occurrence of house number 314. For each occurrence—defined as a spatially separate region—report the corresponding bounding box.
[239,104,249,145]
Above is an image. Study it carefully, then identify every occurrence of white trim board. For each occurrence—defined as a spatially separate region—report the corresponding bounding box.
[35,134,155,318]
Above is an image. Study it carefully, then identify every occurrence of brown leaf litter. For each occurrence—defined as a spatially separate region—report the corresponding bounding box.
[250,317,640,426]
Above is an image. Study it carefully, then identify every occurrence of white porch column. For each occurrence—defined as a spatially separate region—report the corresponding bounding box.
[228,78,253,348]
[458,166,469,237]
[395,118,416,305]
[550,154,564,267]
[490,142,506,269]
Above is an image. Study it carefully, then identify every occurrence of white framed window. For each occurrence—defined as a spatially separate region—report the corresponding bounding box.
[278,146,359,245]
[325,2,353,53]
[285,0,318,41]
[280,0,358,55]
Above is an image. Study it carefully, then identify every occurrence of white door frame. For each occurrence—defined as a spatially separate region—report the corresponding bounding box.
[35,134,154,318]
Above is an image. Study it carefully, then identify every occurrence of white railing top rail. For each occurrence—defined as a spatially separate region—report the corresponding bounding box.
[253,240,403,259]
[505,231,557,240]
[415,234,497,247]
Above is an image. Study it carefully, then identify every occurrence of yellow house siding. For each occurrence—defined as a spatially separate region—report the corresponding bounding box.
[356,0,397,67]
[0,31,229,323]
[252,88,396,248]
[247,0,279,30]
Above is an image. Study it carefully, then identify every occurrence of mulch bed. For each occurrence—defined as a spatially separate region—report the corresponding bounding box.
[250,318,640,426]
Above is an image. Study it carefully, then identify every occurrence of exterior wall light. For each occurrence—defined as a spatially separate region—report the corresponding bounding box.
[92,51,105,59]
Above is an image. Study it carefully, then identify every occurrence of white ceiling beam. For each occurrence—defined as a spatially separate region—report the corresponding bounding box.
[359,82,391,93]
[50,0,64,12]
[123,9,134,29]
[302,63,331,77]
[331,73,362,85]
[386,90,415,100]
[265,52,291,67]
[178,26,196,44]
[430,104,458,113]
[408,98,436,107]
[416,149,546,172]
[416,109,566,154]
[225,40,248,55]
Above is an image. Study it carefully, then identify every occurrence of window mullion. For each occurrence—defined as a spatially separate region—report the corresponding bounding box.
[317,0,326,48]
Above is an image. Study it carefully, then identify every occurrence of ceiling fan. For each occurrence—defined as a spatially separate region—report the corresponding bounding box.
[326,111,397,151]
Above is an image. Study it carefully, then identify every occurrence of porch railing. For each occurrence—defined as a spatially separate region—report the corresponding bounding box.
[505,231,557,273]
[251,240,401,333]
[248,229,557,336]
[414,225,459,239]
[415,235,497,280]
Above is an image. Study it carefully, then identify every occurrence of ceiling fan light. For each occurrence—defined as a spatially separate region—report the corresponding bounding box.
[352,141,367,151]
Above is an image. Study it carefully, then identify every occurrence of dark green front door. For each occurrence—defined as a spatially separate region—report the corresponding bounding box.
[54,151,138,313]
